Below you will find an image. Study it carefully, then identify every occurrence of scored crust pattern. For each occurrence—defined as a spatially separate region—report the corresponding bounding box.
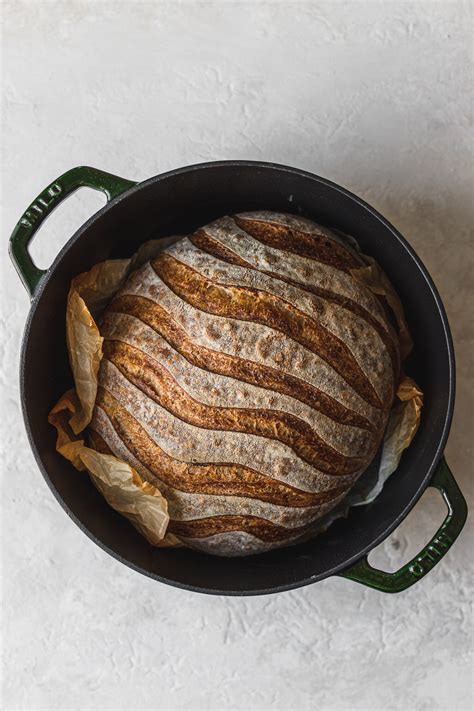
[89,212,400,556]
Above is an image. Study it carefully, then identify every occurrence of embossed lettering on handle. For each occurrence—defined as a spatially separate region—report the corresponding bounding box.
[9,166,137,299]
[408,530,453,577]
[339,458,467,593]
[19,182,63,229]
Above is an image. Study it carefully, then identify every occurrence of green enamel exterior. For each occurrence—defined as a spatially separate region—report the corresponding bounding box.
[339,458,467,592]
[9,166,137,299]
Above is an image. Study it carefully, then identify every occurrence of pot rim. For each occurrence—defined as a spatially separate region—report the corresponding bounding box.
[19,160,456,595]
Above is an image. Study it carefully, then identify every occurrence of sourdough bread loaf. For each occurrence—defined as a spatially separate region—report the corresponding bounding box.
[89,212,400,556]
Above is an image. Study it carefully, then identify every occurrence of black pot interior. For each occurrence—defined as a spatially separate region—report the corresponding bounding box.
[21,163,453,594]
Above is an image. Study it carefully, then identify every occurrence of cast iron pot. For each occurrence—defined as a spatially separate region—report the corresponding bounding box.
[10,161,467,595]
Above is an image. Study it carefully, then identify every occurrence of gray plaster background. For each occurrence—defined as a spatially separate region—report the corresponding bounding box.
[1,2,472,709]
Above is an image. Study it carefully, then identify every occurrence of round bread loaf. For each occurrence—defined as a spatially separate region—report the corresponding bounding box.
[89,211,400,556]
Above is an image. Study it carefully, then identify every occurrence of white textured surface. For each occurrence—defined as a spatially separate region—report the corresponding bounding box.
[1,2,473,709]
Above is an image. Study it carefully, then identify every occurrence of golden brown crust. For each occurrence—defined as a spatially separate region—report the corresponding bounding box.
[234,215,364,272]
[191,230,400,381]
[87,428,113,455]
[94,387,348,508]
[103,339,366,476]
[168,515,308,542]
[151,253,384,409]
[91,211,400,555]
[108,294,375,432]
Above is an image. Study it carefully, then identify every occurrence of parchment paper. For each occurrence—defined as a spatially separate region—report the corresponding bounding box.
[49,244,181,547]
[49,235,423,548]
[351,257,413,359]
[49,388,171,545]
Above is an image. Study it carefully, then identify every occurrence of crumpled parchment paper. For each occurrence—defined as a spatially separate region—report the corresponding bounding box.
[350,257,413,360]
[49,388,171,545]
[49,235,423,548]
[49,241,181,547]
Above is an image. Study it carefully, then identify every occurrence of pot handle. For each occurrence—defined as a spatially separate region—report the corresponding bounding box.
[338,458,467,592]
[9,166,137,299]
